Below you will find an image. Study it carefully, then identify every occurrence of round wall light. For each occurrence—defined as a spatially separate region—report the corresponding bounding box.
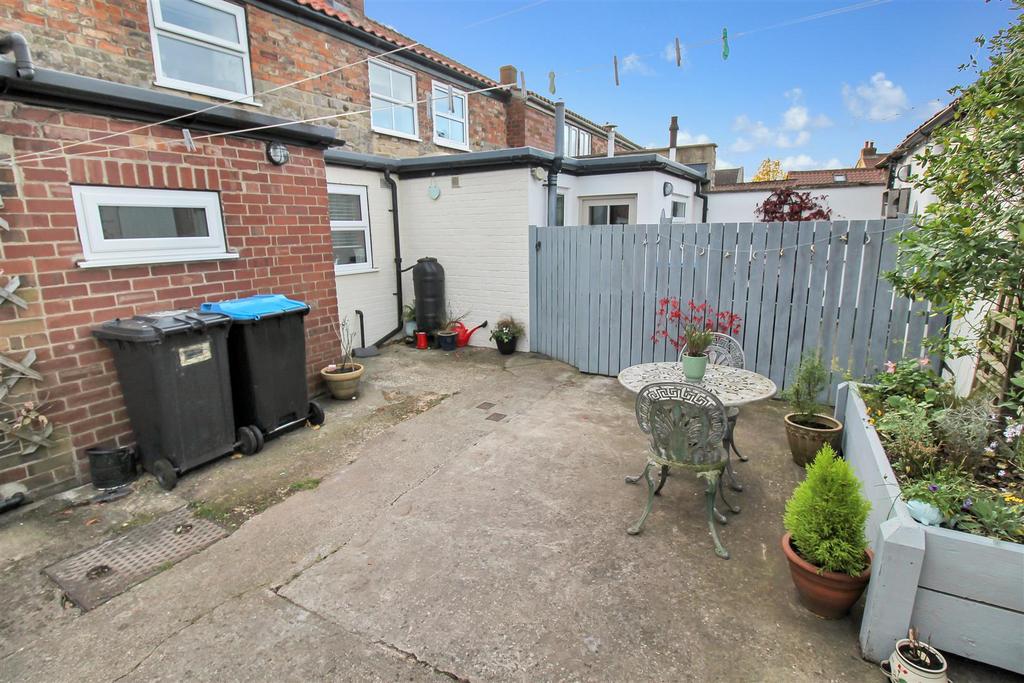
[266,141,290,166]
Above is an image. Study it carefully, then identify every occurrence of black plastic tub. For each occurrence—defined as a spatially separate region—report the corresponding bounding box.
[87,446,137,490]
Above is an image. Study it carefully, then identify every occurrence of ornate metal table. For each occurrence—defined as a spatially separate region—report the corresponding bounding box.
[616,363,777,406]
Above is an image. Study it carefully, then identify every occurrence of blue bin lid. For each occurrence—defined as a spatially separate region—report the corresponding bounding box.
[200,294,309,321]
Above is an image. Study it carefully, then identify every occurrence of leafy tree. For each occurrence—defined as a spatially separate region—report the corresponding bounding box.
[751,158,785,182]
[755,187,832,222]
[886,4,1024,415]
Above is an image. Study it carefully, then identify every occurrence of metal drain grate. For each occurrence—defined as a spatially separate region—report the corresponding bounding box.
[44,507,227,611]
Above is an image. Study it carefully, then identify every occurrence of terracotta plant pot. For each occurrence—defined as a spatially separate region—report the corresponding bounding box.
[784,413,843,466]
[882,639,948,682]
[495,336,517,355]
[681,353,708,381]
[321,363,364,400]
[782,532,872,619]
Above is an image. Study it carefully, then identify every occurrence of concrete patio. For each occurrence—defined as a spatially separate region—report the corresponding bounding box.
[0,346,1014,682]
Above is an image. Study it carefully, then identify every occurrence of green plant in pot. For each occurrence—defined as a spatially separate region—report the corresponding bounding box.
[489,316,524,355]
[782,444,873,619]
[782,354,843,466]
[321,317,364,400]
[436,306,466,352]
[680,324,714,381]
[403,302,417,339]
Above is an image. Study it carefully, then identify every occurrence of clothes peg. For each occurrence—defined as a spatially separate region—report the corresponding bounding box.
[548,71,556,95]
[182,128,197,152]
[613,55,620,86]
[674,37,682,67]
[446,83,454,110]
[721,28,729,60]
[519,70,527,100]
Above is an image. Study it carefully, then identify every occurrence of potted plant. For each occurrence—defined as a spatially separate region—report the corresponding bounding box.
[436,306,466,352]
[782,354,843,466]
[489,316,524,355]
[680,324,714,382]
[403,302,417,339]
[782,444,873,619]
[321,318,363,399]
[651,299,742,382]
[882,629,949,682]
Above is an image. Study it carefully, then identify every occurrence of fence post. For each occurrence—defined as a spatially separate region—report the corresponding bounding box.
[529,225,538,353]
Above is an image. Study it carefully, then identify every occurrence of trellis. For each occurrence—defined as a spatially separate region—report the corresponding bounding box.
[973,292,1021,405]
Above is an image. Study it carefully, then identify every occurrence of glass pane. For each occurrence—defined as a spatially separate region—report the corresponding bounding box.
[328,193,362,221]
[447,120,465,143]
[580,131,591,155]
[369,63,391,98]
[371,96,393,129]
[452,94,465,119]
[157,34,246,94]
[672,201,686,218]
[432,86,451,114]
[332,229,368,266]
[393,105,415,134]
[555,195,564,227]
[98,205,209,239]
[434,116,450,140]
[588,206,608,225]
[609,204,630,224]
[392,70,413,102]
[161,0,239,43]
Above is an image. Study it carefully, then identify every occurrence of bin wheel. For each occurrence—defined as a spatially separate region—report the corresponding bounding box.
[152,459,178,491]
[253,427,265,453]
[308,401,326,426]
[237,426,261,456]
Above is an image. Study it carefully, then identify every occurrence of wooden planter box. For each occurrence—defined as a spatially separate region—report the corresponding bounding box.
[835,383,1024,674]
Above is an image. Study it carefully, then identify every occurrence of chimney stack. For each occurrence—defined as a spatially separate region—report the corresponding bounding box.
[499,65,518,86]
[668,116,679,162]
[604,124,616,158]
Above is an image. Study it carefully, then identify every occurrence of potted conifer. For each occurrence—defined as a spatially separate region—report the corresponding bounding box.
[783,354,843,465]
[782,444,873,619]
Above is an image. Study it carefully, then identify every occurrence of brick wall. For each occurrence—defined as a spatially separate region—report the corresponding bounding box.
[0,102,340,498]
[0,0,509,156]
[514,105,609,156]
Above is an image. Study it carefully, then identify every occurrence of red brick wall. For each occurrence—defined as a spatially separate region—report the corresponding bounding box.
[514,105,609,156]
[0,103,340,497]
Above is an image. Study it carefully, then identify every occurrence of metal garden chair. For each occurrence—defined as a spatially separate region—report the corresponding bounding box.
[624,382,734,559]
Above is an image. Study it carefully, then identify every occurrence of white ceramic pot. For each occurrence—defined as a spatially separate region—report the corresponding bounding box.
[882,639,948,683]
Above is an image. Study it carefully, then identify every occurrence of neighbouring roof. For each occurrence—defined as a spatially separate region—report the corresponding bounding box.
[709,166,885,193]
[858,153,886,169]
[714,167,743,185]
[524,90,643,150]
[877,99,959,168]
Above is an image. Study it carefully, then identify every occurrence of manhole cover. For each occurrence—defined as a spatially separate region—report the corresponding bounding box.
[44,507,227,611]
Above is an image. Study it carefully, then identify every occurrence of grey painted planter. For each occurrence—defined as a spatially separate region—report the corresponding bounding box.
[835,383,1024,675]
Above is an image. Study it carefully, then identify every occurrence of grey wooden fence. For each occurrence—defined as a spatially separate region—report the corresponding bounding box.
[528,219,947,397]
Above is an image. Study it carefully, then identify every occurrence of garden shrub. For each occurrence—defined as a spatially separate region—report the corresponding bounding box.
[784,444,871,575]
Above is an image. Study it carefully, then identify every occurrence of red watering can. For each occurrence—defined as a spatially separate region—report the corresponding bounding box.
[452,321,488,347]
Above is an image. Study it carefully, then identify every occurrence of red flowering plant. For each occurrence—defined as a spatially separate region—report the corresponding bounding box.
[652,298,743,357]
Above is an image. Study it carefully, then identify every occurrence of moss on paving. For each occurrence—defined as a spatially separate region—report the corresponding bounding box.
[288,478,321,492]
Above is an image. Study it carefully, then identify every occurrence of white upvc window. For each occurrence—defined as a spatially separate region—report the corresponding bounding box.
[580,194,637,226]
[369,60,419,140]
[328,184,373,275]
[670,196,688,222]
[149,0,254,102]
[72,186,235,268]
[564,124,592,157]
[431,81,469,150]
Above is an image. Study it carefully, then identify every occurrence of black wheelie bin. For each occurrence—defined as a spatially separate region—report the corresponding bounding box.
[200,295,324,445]
[92,310,260,491]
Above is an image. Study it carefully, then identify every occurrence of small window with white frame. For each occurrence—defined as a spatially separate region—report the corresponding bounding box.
[328,184,373,274]
[564,124,592,157]
[670,197,688,222]
[71,185,234,268]
[431,81,468,150]
[148,0,254,102]
[369,60,419,140]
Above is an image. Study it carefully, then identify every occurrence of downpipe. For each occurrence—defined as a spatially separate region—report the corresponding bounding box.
[370,169,404,348]
[0,32,35,80]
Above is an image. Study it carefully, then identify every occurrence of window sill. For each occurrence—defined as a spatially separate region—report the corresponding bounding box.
[152,78,260,106]
[372,127,421,143]
[434,138,470,152]
[335,267,379,277]
[77,252,240,269]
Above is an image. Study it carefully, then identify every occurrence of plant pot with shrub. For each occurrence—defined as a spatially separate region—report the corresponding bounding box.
[489,316,524,355]
[322,317,364,400]
[782,444,873,619]
[436,306,466,352]
[882,630,948,683]
[403,302,417,339]
[783,354,843,465]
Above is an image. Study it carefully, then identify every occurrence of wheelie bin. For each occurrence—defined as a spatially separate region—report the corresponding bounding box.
[92,310,262,491]
[200,295,324,444]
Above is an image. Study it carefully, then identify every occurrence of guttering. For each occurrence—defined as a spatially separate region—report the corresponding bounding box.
[372,169,405,347]
[0,63,338,148]
[0,32,34,80]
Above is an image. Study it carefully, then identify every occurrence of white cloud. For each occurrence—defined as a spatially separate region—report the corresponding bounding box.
[784,87,803,101]
[716,157,738,169]
[731,88,830,153]
[619,53,652,76]
[662,41,686,66]
[780,155,843,171]
[676,130,711,145]
[782,105,810,131]
[842,72,909,121]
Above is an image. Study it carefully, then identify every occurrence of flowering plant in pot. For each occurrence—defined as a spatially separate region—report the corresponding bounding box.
[651,299,742,382]
[782,443,873,619]
[489,316,524,355]
[782,354,842,466]
[321,318,363,400]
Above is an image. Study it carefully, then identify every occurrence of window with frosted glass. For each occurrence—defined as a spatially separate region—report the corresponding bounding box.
[328,185,373,273]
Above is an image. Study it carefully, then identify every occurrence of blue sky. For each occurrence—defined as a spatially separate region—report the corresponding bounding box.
[366,0,1017,171]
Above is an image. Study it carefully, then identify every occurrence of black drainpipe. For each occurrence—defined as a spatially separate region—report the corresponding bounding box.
[371,169,404,347]
[0,32,35,79]
[696,181,709,222]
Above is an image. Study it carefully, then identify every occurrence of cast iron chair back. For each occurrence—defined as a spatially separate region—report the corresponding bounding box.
[678,332,746,369]
[635,382,728,471]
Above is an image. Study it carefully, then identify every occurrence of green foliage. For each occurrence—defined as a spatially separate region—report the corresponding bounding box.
[784,444,871,575]
[860,358,951,411]
[934,395,993,470]
[403,303,416,322]
[489,316,524,343]
[782,355,828,417]
[901,467,975,520]
[682,323,715,356]
[885,6,1024,416]
[288,478,321,491]
[950,494,1024,542]
[874,396,941,478]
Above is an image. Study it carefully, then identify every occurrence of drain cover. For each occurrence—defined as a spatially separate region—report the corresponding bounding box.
[44,507,227,610]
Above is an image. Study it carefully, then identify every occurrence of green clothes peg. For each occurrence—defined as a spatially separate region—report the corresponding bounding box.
[548,71,556,95]
[722,28,729,60]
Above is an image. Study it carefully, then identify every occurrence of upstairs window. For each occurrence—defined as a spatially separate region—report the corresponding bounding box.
[431,81,468,150]
[370,60,418,139]
[149,0,254,101]
[564,124,592,157]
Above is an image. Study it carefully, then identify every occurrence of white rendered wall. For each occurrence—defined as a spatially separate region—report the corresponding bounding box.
[706,185,885,222]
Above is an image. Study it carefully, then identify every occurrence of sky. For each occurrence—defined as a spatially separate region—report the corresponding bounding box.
[365,0,1018,172]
